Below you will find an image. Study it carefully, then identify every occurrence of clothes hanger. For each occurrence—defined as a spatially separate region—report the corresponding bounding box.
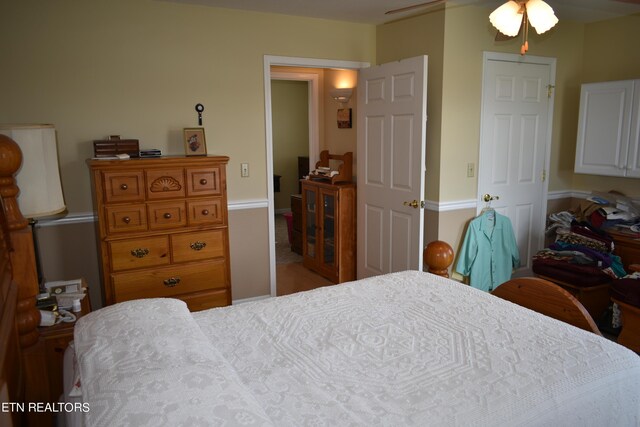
[479,194,499,217]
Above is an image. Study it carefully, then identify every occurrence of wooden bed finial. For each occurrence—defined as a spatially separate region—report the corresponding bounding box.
[0,134,28,231]
[424,240,454,278]
[0,133,40,345]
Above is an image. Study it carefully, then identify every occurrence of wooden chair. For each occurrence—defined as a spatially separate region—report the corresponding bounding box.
[492,277,601,335]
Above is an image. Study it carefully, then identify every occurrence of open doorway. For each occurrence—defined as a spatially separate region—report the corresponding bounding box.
[264,56,369,297]
[270,77,328,295]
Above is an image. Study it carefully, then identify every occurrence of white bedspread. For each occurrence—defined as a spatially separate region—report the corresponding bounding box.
[75,271,640,426]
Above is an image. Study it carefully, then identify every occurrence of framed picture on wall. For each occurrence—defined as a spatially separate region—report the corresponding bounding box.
[337,108,352,129]
[183,128,207,156]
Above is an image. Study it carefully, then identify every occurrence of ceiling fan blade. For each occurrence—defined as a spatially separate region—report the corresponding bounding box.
[385,0,446,15]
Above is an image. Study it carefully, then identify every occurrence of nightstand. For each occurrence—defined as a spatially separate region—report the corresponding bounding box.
[38,293,91,403]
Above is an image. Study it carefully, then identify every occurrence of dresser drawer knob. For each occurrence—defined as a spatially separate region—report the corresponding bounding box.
[199,178,207,185]
[163,213,172,219]
[190,241,207,251]
[120,183,128,190]
[163,277,181,287]
[122,216,131,224]
[131,248,149,258]
[201,209,209,216]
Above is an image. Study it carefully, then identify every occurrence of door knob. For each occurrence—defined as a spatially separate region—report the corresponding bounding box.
[403,200,424,209]
[482,194,499,202]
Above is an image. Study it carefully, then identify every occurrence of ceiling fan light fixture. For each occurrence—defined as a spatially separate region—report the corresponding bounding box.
[489,1,523,37]
[526,0,558,34]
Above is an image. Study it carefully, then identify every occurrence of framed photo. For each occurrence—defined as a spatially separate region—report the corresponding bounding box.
[337,108,352,129]
[183,128,207,156]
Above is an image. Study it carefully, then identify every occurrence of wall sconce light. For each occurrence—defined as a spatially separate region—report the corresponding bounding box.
[330,88,353,104]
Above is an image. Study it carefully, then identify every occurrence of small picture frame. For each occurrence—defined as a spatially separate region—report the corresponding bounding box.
[337,108,352,129]
[183,128,207,156]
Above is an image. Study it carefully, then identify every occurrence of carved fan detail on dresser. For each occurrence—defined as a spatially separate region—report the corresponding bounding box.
[150,176,182,193]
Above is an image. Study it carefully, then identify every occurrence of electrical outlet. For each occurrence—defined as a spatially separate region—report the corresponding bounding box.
[467,163,475,178]
[241,163,249,177]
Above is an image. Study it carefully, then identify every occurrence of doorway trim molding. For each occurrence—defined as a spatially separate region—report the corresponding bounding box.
[263,55,370,297]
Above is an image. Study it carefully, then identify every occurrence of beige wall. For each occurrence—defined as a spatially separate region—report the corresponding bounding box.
[0,0,375,213]
[228,208,271,299]
[271,80,309,210]
[1,0,375,301]
[36,222,102,308]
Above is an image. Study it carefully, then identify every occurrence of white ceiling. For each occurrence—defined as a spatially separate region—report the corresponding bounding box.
[158,0,640,25]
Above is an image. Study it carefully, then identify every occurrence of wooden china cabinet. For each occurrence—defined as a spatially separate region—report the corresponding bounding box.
[88,155,231,311]
[301,179,356,283]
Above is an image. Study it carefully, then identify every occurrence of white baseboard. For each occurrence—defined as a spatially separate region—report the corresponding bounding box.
[232,294,271,305]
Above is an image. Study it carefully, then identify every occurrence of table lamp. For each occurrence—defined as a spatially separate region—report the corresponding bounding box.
[0,124,67,286]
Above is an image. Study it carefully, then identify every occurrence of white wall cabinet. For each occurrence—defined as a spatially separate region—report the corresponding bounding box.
[574,79,640,178]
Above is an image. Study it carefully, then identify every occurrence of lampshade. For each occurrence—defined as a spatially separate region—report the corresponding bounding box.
[526,0,558,34]
[0,124,66,219]
[489,0,523,37]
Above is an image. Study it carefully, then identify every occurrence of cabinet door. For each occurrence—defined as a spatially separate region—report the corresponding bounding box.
[626,82,640,178]
[320,189,337,269]
[575,80,634,176]
[303,186,318,261]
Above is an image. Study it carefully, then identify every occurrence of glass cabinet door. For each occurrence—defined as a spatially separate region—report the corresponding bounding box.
[321,190,335,268]
[305,188,317,259]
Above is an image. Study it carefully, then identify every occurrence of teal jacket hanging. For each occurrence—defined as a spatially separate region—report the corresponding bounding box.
[455,210,520,292]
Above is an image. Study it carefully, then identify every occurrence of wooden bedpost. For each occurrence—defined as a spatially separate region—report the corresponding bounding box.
[424,240,454,278]
[0,135,40,345]
[0,134,50,423]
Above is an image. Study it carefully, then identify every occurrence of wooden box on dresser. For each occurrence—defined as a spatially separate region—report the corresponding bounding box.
[88,156,231,311]
[302,179,355,283]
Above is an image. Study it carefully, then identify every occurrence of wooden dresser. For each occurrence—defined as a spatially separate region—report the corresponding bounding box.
[607,229,640,271]
[88,156,231,311]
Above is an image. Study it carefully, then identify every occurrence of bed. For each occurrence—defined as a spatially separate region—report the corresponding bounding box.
[1,137,639,426]
[62,271,640,427]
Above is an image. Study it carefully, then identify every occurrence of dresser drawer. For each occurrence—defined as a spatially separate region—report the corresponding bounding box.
[187,199,224,226]
[109,236,170,271]
[146,169,185,200]
[106,204,148,234]
[171,230,226,263]
[148,201,187,230]
[102,171,145,203]
[186,167,223,197]
[112,259,228,302]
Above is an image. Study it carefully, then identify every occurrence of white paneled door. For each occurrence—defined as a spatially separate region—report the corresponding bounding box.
[357,56,428,278]
[478,53,556,276]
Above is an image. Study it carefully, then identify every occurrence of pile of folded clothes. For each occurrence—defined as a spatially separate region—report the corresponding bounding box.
[533,219,626,287]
